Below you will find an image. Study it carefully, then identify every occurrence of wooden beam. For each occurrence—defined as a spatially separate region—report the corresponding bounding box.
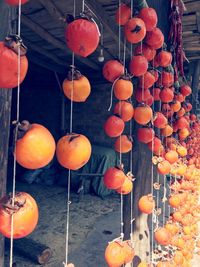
[85,0,132,58]
[187,55,200,60]
[197,12,200,33]
[28,52,66,73]
[184,46,200,51]
[184,1,200,13]
[0,3,15,267]
[37,0,115,60]
[22,37,67,66]
[191,60,200,112]
[21,14,100,70]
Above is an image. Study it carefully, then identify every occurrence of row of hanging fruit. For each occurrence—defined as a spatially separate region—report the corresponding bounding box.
[1,0,200,267]
[0,0,96,256]
[102,2,200,267]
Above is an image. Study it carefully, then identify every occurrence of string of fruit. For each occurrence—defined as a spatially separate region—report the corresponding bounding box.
[0,1,100,266]
[102,2,200,267]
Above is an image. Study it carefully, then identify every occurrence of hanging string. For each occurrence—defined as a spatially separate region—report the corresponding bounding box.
[118,0,121,61]
[107,78,119,112]
[63,1,75,265]
[129,4,134,266]
[162,176,167,227]
[10,1,22,267]
[150,74,155,262]
[82,0,85,13]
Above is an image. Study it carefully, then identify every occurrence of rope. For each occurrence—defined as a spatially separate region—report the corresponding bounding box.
[118,0,121,61]
[129,98,134,267]
[150,94,155,262]
[63,1,75,265]
[129,4,133,266]
[9,1,22,267]
[107,78,119,112]
[82,0,85,13]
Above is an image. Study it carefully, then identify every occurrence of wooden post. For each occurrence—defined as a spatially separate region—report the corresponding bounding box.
[123,0,170,265]
[191,60,200,113]
[0,2,15,267]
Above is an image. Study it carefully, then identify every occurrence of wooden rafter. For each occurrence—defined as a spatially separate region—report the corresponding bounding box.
[23,38,67,67]
[21,14,100,70]
[85,0,132,58]
[28,51,66,73]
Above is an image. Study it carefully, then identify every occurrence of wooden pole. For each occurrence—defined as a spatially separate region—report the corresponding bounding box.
[191,60,200,113]
[123,0,170,265]
[0,2,15,267]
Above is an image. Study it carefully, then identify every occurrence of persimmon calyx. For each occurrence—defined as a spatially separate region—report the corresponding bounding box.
[4,34,27,56]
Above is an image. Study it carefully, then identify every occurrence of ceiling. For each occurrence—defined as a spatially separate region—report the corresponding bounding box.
[19,0,200,80]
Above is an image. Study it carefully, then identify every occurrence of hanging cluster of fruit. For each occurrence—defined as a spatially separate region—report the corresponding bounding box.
[0,1,101,242]
[103,2,200,267]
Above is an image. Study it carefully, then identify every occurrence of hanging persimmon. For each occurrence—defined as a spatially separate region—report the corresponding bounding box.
[157,160,171,175]
[0,192,38,238]
[161,124,173,137]
[113,75,133,100]
[104,115,125,137]
[124,18,146,44]
[151,87,161,101]
[143,95,154,106]
[115,3,131,25]
[137,127,155,144]
[105,241,125,267]
[133,104,153,125]
[56,133,91,170]
[139,71,156,90]
[156,261,171,267]
[114,135,133,153]
[176,117,189,129]
[135,88,151,103]
[134,43,156,61]
[138,194,155,214]
[145,27,164,49]
[122,240,135,264]
[164,150,179,164]
[177,145,187,157]
[147,137,162,152]
[103,60,124,82]
[170,100,181,112]
[104,167,126,190]
[149,69,159,82]
[153,112,168,129]
[138,7,158,31]
[65,14,99,57]
[154,227,171,246]
[158,71,174,87]
[178,128,190,140]
[180,85,192,97]
[162,103,174,118]
[159,88,174,103]
[116,176,133,195]
[129,55,148,77]
[174,92,185,103]
[177,107,186,117]
[113,101,134,122]
[15,121,56,170]
[0,36,28,89]
[62,69,91,102]
[183,102,192,112]
[156,51,172,67]
[5,0,28,5]
[138,263,148,267]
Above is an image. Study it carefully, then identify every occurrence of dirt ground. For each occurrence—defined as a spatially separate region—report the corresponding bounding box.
[4,181,200,267]
[4,182,121,267]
